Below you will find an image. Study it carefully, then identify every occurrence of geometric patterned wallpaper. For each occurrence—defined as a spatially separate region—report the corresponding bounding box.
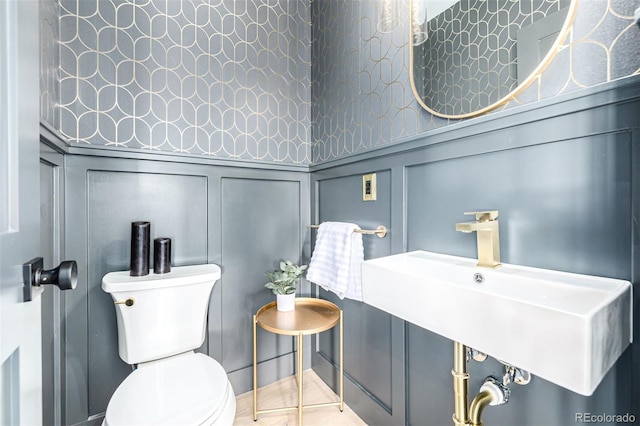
[414,0,571,117]
[41,1,640,165]
[40,0,60,128]
[56,0,311,164]
[311,0,640,163]
[312,0,416,162]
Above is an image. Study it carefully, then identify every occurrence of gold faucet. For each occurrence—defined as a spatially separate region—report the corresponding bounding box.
[455,210,501,268]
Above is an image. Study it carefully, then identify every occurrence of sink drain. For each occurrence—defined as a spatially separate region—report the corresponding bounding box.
[473,273,484,284]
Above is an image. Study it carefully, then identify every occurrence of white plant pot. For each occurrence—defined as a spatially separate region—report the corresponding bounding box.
[276,293,295,312]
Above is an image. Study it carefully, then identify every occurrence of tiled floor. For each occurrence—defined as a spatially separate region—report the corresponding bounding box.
[234,369,367,426]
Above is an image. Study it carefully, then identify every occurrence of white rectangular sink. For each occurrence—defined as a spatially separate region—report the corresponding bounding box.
[361,250,632,396]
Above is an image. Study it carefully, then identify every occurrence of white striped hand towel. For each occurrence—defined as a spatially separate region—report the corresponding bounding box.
[306,221,364,301]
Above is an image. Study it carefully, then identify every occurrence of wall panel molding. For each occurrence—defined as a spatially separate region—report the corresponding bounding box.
[311,74,640,170]
[62,152,310,425]
[310,82,640,425]
[40,122,310,173]
[39,141,66,426]
[310,169,405,426]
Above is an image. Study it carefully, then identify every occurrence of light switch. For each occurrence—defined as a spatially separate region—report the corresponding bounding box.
[362,173,376,201]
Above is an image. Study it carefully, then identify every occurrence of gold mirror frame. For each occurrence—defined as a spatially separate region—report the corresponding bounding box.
[409,0,578,119]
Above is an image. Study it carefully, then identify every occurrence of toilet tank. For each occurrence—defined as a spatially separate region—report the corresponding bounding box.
[102,264,221,365]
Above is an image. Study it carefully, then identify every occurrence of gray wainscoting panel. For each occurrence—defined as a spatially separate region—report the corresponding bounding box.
[404,131,634,425]
[40,143,65,426]
[40,160,57,426]
[316,172,392,260]
[312,170,404,425]
[407,322,630,426]
[406,132,632,279]
[86,171,208,416]
[405,323,454,426]
[63,152,310,425]
[311,82,639,426]
[220,177,302,390]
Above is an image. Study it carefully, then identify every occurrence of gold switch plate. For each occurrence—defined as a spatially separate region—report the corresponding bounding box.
[362,173,377,201]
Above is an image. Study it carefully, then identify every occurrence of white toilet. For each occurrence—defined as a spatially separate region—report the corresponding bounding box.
[101,264,236,426]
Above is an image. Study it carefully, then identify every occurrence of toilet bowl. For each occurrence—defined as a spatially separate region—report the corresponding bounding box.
[102,264,235,425]
[103,353,235,426]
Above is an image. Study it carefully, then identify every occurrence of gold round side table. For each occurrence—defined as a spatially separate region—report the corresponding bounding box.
[252,297,344,425]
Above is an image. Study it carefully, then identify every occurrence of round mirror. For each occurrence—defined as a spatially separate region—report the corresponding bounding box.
[410,0,577,119]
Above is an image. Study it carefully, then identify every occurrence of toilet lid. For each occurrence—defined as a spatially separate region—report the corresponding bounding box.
[105,353,230,426]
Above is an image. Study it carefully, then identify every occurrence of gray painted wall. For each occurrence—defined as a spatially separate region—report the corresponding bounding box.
[34,1,640,425]
[40,142,66,426]
[53,147,309,425]
[311,169,408,424]
[310,76,640,425]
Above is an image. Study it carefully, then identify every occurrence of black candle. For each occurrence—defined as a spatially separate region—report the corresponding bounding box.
[130,221,150,276]
[154,237,171,274]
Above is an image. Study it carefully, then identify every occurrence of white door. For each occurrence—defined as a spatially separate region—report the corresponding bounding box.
[0,0,43,424]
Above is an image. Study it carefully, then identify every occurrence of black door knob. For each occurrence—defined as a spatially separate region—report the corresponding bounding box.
[37,260,77,290]
[23,257,78,301]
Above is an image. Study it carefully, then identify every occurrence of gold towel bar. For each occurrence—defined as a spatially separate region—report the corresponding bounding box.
[310,224,387,238]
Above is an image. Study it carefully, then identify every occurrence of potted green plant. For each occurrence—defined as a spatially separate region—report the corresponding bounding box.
[265,260,307,311]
